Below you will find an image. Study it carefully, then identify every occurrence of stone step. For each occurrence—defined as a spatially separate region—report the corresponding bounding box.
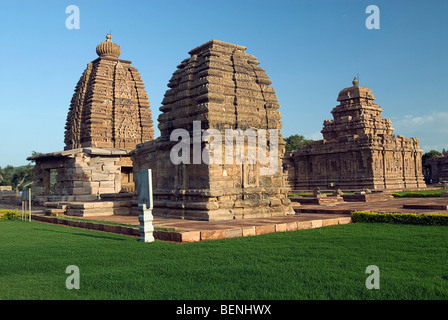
[44,208,67,216]
[403,204,448,210]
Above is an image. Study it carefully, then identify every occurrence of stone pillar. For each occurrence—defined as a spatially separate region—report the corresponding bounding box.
[136,169,154,242]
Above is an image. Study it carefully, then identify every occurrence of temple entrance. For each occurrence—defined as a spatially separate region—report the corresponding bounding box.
[42,168,58,194]
[120,166,134,192]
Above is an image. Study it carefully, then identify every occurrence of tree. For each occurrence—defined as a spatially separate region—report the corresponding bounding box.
[0,165,34,194]
[12,165,34,193]
[0,165,15,187]
[284,134,313,152]
[422,150,442,164]
[0,151,39,194]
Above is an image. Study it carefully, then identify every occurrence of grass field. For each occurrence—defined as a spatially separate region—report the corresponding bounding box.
[393,189,447,197]
[0,220,447,300]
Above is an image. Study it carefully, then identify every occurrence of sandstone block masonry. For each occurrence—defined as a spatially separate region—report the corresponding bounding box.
[29,148,134,205]
[131,39,294,221]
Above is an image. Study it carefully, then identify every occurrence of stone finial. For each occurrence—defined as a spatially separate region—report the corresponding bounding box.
[352,76,359,86]
[96,33,121,58]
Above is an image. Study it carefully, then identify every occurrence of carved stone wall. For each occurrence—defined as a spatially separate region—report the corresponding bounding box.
[131,40,293,221]
[286,78,426,190]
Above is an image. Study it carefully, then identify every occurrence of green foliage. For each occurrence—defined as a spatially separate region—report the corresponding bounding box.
[422,149,442,163]
[284,134,313,152]
[392,189,446,198]
[0,210,21,220]
[0,153,36,192]
[352,211,448,226]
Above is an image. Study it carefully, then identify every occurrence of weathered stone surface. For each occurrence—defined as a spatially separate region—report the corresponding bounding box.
[296,221,313,230]
[338,217,352,225]
[255,224,276,235]
[131,39,294,221]
[242,226,256,236]
[225,228,243,239]
[284,78,426,191]
[275,223,288,232]
[180,231,201,243]
[310,220,323,228]
[201,230,226,241]
[321,218,340,227]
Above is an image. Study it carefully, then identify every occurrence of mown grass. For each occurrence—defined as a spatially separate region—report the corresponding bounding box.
[0,220,447,300]
[392,189,447,197]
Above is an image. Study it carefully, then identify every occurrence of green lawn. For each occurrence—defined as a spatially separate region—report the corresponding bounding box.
[392,189,447,197]
[0,220,447,300]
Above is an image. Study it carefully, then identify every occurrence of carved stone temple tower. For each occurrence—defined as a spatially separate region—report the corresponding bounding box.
[29,34,154,213]
[64,34,153,150]
[285,77,426,190]
[131,39,294,221]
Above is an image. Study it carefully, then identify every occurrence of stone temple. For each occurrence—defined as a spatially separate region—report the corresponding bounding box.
[131,39,294,220]
[27,35,428,219]
[29,34,154,214]
[424,150,448,185]
[284,77,426,190]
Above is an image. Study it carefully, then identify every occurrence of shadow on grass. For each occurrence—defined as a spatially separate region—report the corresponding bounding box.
[32,224,128,241]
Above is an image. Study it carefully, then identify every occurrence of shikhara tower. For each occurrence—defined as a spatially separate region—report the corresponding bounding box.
[29,34,154,211]
[132,39,293,221]
[65,34,154,150]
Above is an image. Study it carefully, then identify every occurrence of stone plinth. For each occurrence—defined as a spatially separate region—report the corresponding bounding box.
[290,194,343,205]
[341,192,393,202]
[29,148,134,207]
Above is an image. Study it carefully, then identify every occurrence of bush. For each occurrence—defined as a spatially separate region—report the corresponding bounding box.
[0,210,21,220]
[352,211,448,226]
[392,190,446,198]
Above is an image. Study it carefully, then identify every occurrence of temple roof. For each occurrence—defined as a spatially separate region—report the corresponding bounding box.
[64,34,153,150]
[188,39,247,55]
[337,77,375,101]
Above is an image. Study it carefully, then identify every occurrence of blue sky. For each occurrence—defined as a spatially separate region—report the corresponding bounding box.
[0,0,447,167]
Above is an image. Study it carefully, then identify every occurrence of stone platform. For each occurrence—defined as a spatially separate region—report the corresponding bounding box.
[2,196,447,243]
[33,213,351,243]
[1,202,351,243]
[294,197,448,214]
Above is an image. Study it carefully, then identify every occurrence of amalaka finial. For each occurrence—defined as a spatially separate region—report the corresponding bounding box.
[352,76,359,86]
[96,33,121,58]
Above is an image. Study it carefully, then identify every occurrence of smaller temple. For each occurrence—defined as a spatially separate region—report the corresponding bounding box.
[285,78,426,190]
[28,34,154,215]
